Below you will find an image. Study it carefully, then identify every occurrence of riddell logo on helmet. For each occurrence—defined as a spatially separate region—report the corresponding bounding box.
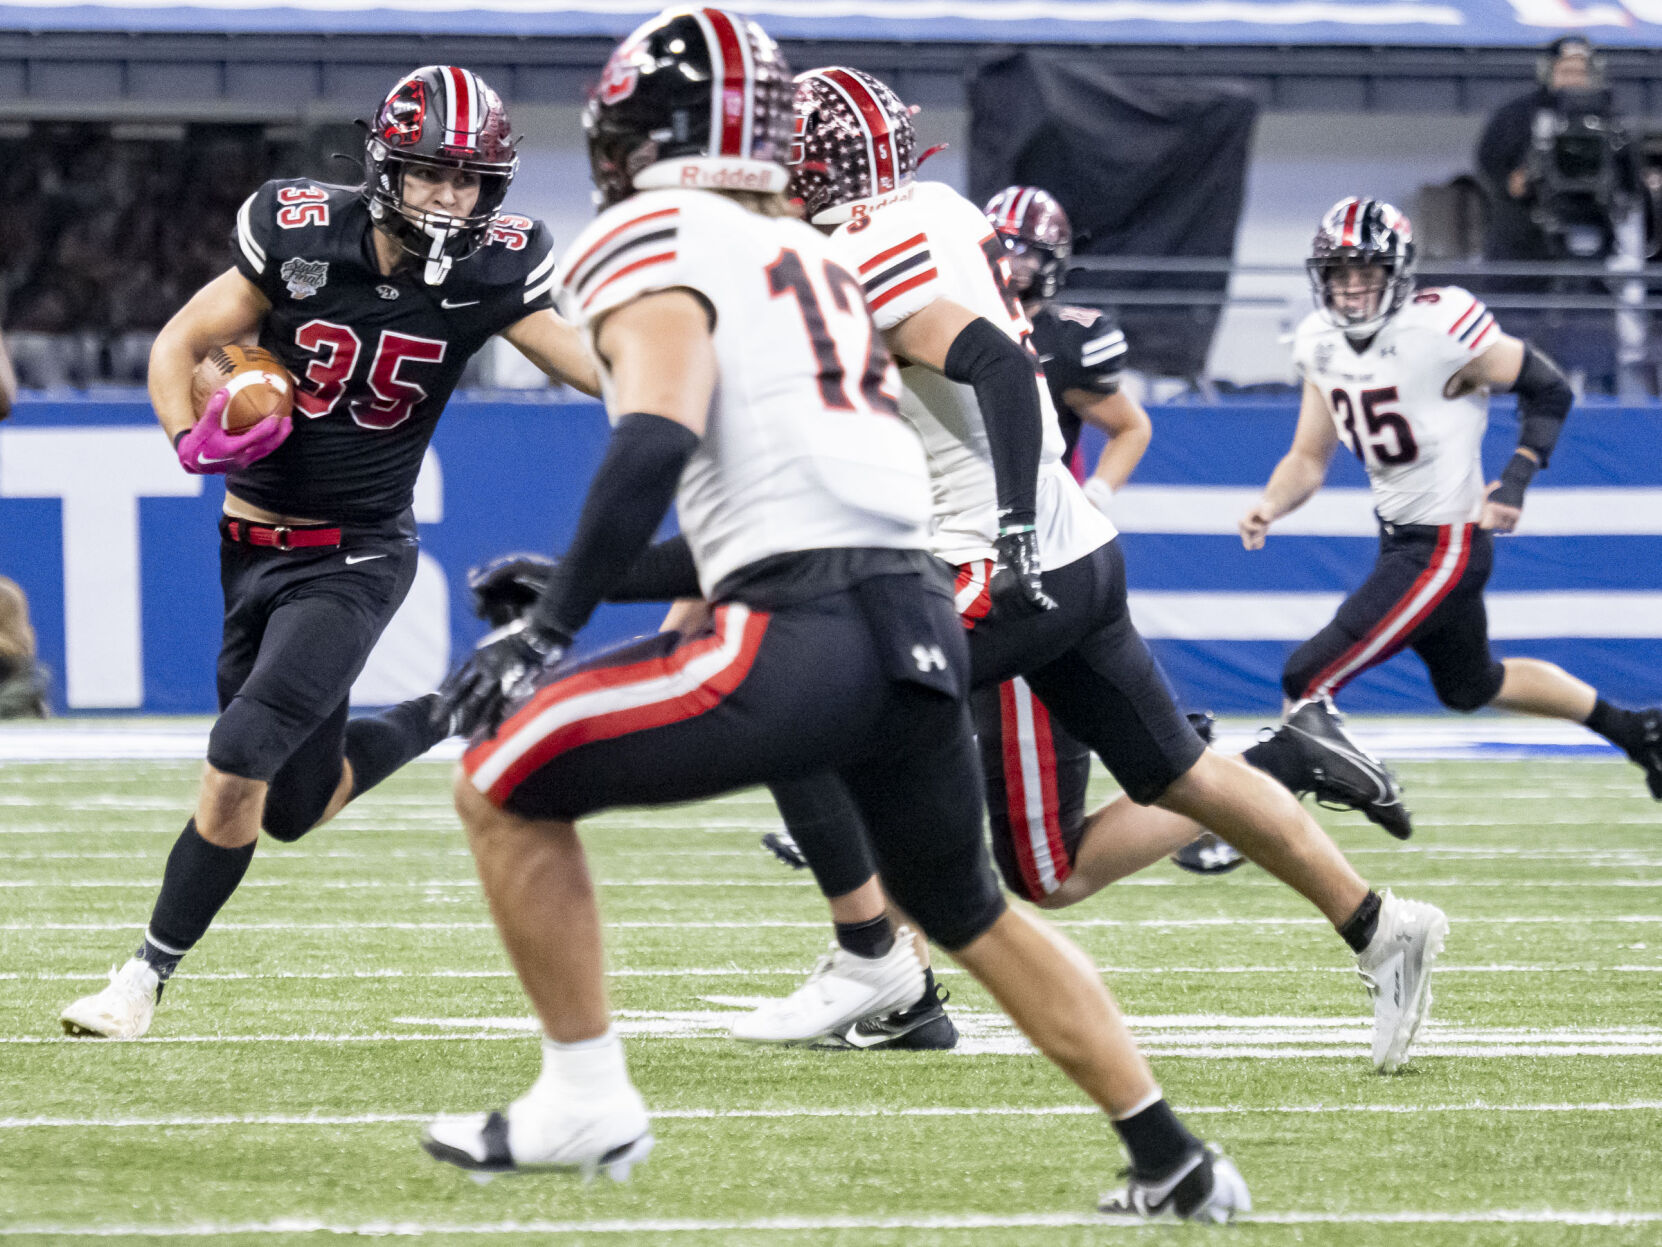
[681,165,775,190]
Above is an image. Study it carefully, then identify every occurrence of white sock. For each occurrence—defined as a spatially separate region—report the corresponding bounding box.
[539,1028,631,1097]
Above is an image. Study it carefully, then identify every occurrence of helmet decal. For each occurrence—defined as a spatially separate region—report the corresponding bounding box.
[788,66,917,225]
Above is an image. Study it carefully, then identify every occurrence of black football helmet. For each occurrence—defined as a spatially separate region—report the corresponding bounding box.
[984,186,1072,300]
[789,67,916,226]
[363,65,518,285]
[1307,197,1416,339]
[584,7,794,208]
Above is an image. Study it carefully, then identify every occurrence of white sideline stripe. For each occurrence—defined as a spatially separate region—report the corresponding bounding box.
[5,1101,1660,1129]
[1115,484,1662,537]
[4,1211,1660,1236]
[12,877,1662,891]
[1128,590,1662,641]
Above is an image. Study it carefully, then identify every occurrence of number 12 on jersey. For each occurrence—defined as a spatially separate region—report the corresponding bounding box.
[1330,385,1419,467]
[766,249,899,417]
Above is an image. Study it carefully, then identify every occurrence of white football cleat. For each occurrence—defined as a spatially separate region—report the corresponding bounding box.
[60,958,160,1039]
[1356,889,1449,1073]
[422,1088,653,1181]
[1098,1145,1251,1223]
[730,927,926,1045]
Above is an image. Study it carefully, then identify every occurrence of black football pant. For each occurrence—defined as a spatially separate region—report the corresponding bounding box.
[461,569,1007,953]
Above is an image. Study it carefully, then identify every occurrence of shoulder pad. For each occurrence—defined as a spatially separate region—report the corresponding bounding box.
[1401,285,1498,353]
[554,190,719,325]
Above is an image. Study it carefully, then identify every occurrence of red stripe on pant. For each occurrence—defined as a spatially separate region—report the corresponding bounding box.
[1304,524,1472,700]
[998,679,1071,901]
[954,559,994,629]
[464,605,770,806]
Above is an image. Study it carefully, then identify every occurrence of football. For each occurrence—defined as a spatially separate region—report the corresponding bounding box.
[190,345,295,432]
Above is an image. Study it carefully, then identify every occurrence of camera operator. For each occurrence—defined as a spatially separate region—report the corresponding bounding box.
[1478,36,1637,269]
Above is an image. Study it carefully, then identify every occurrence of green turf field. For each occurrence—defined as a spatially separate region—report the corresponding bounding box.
[2,750,1659,1244]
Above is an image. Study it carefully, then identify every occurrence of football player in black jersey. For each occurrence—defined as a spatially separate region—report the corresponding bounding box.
[984,186,1150,514]
[60,65,598,1040]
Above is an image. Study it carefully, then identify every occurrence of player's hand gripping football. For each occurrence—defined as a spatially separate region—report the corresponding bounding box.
[175,390,292,475]
[990,525,1057,616]
[437,618,567,738]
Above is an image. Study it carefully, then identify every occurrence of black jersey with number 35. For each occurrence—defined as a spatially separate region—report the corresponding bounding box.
[226,177,557,523]
[1029,303,1127,466]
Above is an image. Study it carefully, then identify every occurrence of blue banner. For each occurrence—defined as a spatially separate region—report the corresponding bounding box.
[1,0,1659,48]
[0,393,1657,715]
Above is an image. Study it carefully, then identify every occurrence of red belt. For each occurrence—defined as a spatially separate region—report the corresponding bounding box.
[221,518,343,550]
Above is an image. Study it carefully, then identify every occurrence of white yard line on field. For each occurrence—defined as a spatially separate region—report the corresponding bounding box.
[13,1011,1662,1058]
[3,1101,1660,1129]
[3,1211,1661,1235]
[3,963,1658,983]
[9,915,1662,932]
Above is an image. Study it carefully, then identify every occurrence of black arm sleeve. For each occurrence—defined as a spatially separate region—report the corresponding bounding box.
[943,316,1043,528]
[608,534,701,602]
[528,412,699,641]
[1510,342,1572,467]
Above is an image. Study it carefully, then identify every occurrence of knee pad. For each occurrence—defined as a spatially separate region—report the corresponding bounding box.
[259,759,343,843]
[1434,661,1504,714]
[207,695,295,784]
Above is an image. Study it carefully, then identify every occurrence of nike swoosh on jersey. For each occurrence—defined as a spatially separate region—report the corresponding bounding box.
[344,553,388,565]
[441,298,481,309]
[196,454,234,465]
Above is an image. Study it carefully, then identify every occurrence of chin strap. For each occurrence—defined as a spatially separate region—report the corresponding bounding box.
[421,224,456,287]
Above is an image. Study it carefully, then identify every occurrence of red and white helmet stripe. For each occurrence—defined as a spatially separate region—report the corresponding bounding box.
[442,66,485,152]
[690,6,755,159]
[815,67,899,195]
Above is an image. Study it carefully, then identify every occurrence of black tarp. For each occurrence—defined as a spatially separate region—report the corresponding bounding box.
[969,55,1259,378]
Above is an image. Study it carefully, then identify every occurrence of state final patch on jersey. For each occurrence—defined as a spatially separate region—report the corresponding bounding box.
[857,232,937,322]
[558,205,682,318]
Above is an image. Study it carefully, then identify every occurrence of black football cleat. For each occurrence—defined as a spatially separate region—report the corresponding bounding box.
[821,982,958,1051]
[1277,698,1413,839]
[1171,831,1246,876]
[1098,1144,1250,1223]
[1630,708,1662,801]
[761,829,809,870]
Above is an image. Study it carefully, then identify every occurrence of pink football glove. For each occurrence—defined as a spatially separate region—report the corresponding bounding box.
[175,390,292,475]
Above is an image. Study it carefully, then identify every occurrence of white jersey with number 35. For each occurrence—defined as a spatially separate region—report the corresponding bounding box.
[1293,286,1500,526]
[828,180,1116,570]
[553,189,931,595]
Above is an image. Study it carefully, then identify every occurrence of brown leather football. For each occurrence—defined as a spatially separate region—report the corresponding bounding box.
[190,345,295,432]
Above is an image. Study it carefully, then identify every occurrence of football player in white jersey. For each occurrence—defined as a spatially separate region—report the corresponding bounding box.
[1241,197,1661,799]
[730,68,1448,1136]
[417,11,1248,1216]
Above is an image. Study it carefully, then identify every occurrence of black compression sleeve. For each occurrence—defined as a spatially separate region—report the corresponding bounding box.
[943,317,1043,527]
[607,534,701,602]
[1510,343,1573,468]
[529,412,698,641]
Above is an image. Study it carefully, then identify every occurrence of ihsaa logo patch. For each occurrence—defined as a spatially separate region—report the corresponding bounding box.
[281,257,329,300]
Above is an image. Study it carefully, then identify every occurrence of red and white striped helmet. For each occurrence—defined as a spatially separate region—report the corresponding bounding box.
[984,186,1072,299]
[585,6,794,207]
[363,65,518,275]
[1307,197,1417,338]
[788,67,917,226]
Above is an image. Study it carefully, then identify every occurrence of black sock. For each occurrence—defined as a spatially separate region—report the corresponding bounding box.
[1585,698,1643,757]
[345,693,447,801]
[834,915,895,959]
[1113,1098,1201,1178]
[145,819,256,969]
[1338,890,1383,953]
[1242,734,1306,792]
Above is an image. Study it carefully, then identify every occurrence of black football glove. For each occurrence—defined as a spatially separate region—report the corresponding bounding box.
[436,618,568,738]
[466,552,558,629]
[989,524,1056,617]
